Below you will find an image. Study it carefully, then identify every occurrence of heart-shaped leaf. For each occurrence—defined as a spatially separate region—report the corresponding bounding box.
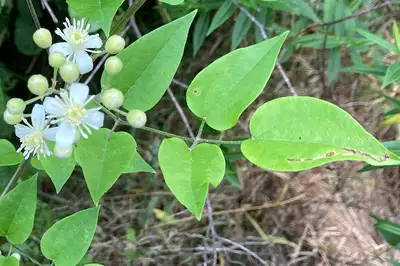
[0,174,37,245]
[158,138,225,219]
[74,129,136,205]
[0,256,19,266]
[187,31,288,131]
[41,206,99,266]
[241,96,400,171]
[124,152,155,174]
[102,11,196,111]
[0,140,23,167]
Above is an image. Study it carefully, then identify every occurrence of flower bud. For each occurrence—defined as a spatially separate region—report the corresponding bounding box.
[11,253,21,261]
[7,98,26,115]
[60,62,79,82]
[127,109,147,128]
[3,110,22,125]
[33,28,52,49]
[105,35,125,54]
[54,144,73,158]
[28,74,49,95]
[49,52,66,68]
[104,56,123,75]
[101,88,124,110]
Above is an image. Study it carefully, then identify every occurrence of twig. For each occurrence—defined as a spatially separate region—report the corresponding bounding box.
[0,160,28,199]
[320,26,329,99]
[110,0,147,36]
[12,244,44,266]
[206,196,218,266]
[232,0,297,96]
[26,0,41,30]
[84,54,109,85]
[218,237,268,265]
[190,119,206,148]
[172,79,188,89]
[41,0,58,23]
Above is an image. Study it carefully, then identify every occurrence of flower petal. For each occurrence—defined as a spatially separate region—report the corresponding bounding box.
[70,83,89,105]
[31,104,46,130]
[50,42,72,57]
[56,121,76,147]
[84,35,102,49]
[43,97,66,117]
[75,50,93,74]
[15,124,33,138]
[83,110,104,129]
[43,127,59,142]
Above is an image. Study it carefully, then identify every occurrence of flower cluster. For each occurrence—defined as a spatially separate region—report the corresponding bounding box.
[4,17,148,160]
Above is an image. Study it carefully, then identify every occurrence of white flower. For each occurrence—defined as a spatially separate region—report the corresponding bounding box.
[15,104,58,160]
[43,83,104,148]
[50,18,102,74]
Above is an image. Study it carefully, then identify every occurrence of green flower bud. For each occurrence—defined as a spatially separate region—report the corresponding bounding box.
[49,52,66,68]
[54,144,73,158]
[127,109,147,128]
[60,62,80,82]
[105,35,125,54]
[11,253,21,261]
[3,110,22,125]
[101,88,124,110]
[33,28,52,49]
[28,74,49,95]
[104,56,123,75]
[7,98,26,115]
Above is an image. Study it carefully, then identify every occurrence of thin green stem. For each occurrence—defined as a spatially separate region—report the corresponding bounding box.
[110,0,147,37]
[0,160,28,200]
[114,109,128,116]
[24,89,55,105]
[26,0,41,30]
[191,119,206,148]
[12,245,44,266]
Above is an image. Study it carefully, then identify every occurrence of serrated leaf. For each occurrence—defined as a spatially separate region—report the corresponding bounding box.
[207,0,235,36]
[0,174,37,245]
[393,22,400,53]
[357,28,397,53]
[41,207,99,266]
[0,256,19,266]
[102,11,196,111]
[160,0,184,5]
[231,11,252,51]
[187,31,288,131]
[327,47,341,85]
[241,97,400,172]
[0,140,23,166]
[74,129,136,205]
[383,62,400,87]
[123,152,155,174]
[193,12,210,56]
[40,142,76,193]
[340,64,387,76]
[66,0,124,36]
[158,138,225,219]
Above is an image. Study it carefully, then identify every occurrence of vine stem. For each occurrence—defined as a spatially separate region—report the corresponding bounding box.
[191,119,206,148]
[26,0,41,30]
[0,160,28,200]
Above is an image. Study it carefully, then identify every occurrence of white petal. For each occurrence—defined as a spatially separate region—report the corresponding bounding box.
[56,121,76,147]
[31,104,46,130]
[83,110,104,129]
[43,127,58,142]
[15,124,33,138]
[84,35,102,49]
[50,42,72,57]
[43,97,65,117]
[75,50,93,74]
[70,83,89,105]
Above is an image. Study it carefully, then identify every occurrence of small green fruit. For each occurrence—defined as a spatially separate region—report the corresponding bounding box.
[33,28,52,49]
[28,74,49,95]
[101,88,124,110]
[7,98,26,115]
[105,35,125,54]
[49,52,66,68]
[127,109,147,128]
[60,62,80,82]
[104,56,123,75]
[3,110,22,125]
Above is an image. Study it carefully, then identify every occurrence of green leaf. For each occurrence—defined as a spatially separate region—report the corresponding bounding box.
[241,96,400,172]
[158,138,225,219]
[340,64,387,76]
[358,141,400,172]
[41,206,100,266]
[293,34,343,49]
[66,0,124,36]
[231,11,252,51]
[393,21,400,53]
[356,28,398,53]
[74,129,136,205]
[291,0,321,23]
[102,11,196,111]
[123,152,155,174]
[0,83,13,138]
[373,216,400,249]
[225,160,240,188]
[0,256,19,266]
[187,31,288,131]
[327,47,341,85]
[193,12,210,56]
[206,0,235,36]
[323,0,335,22]
[40,142,76,193]
[383,62,400,87]
[0,140,23,166]
[0,174,37,245]
[159,0,184,5]
[14,15,41,56]
[387,259,400,266]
